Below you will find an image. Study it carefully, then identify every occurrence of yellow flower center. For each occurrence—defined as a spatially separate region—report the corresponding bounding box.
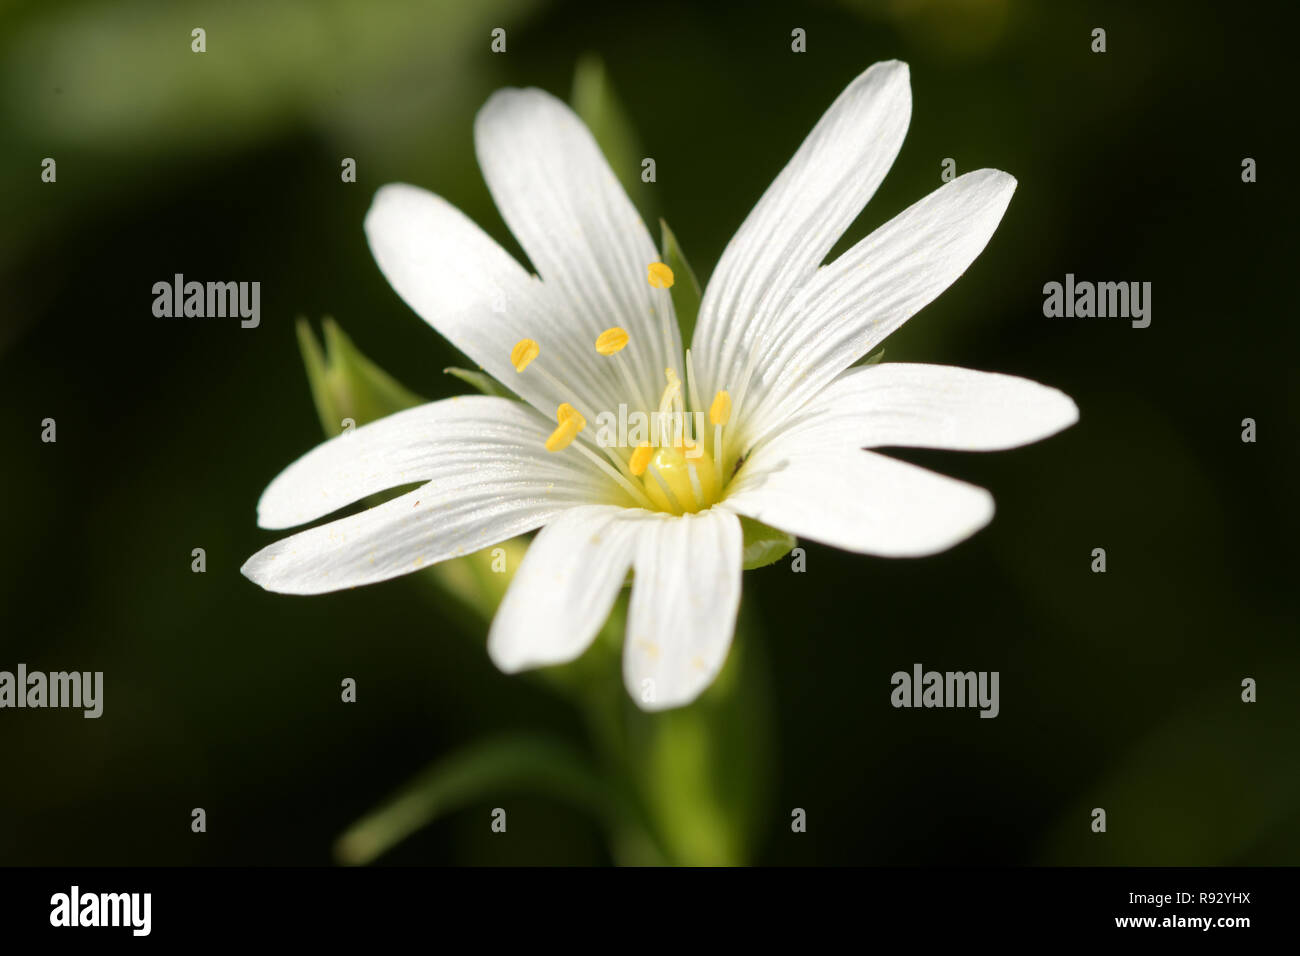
[507,262,743,515]
[640,439,720,514]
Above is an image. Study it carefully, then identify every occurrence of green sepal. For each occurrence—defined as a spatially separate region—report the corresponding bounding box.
[296,317,426,437]
[856,347,886,367]
[444,366,520,401]
[571,54,644,201]
[739,516,797,570]
[660,219,703,348]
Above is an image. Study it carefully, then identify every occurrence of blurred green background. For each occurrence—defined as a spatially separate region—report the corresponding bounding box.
[2,0,1296,865]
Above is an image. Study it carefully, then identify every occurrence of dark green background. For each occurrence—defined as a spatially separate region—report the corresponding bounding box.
[2,0,1295,864]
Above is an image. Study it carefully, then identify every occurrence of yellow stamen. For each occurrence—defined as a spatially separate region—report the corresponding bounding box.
[629,442,654,476]
[647,262,675,289]
[510,338,539,372]
[545,415,583,452]
[556,402,586,430]
[709,389,732,426]
[595,327,629,356]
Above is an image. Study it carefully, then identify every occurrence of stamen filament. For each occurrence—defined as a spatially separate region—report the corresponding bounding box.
[685,349,704,446]
[659,368,682,418]
[597,332,646,424]
[529,364,639,470]
[513,345,642,480]
[646,262,681,413]
[571,440,656,510]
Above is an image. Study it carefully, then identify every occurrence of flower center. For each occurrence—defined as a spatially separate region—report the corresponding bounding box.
[634,440,720,514]
[506,261,742,515]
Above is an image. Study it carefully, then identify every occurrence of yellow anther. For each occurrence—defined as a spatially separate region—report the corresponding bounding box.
[647,262,675,289]
[510,338,539,372]
[709,390,732,426]
[629,442,654,476]
[556,402,586,430]
[545,415,583,452]
[595,327,629,356]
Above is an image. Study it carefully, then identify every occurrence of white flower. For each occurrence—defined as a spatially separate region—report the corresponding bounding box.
[242,61,1077,711]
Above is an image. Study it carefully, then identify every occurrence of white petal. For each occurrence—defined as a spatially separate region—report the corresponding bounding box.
[488,505,641,673]
[255,396,608,530]
[692,61,911,411]
[364,184,626,425]
[242,399,612,595]
[475,87,678,415]
[772,363,1078,453]
[723,446,993,558]
[623,509,743,712]
[739,169,1017,446]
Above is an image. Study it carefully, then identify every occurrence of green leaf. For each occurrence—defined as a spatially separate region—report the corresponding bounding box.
[571,54,644,201]
[297,317,426,437]
[660,219,704,347]
[858,347,886,366]
[740,516,797,570]
[444,366,519,401]
[333,734,629,865]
